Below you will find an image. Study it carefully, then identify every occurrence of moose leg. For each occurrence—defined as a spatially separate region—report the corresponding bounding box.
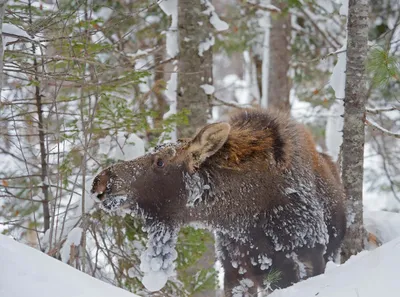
[296,244,326,278]
[222,261,258,297]
[216,232,259,297]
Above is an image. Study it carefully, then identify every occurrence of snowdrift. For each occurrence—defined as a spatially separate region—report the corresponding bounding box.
[1,211,400,297]
[270,235,400,297]
[0,234,138,297]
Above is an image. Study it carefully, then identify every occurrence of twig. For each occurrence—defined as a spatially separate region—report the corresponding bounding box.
[212,95,252,109]
[298,6,340,50]
[366,106,399,115]
[365,118,400,139]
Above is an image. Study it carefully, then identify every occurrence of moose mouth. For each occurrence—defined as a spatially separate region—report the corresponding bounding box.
[91,191,129,213]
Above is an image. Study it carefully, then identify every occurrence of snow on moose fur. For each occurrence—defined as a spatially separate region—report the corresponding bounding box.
[91,109,346,297]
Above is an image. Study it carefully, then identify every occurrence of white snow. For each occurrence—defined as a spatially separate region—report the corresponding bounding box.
[325,99,344,161]
[2,23,32,48]
[0,234,139,297]
[60,227,82,263]
[200,83,215,95]
[201,0,229,32]
[326,43,347,160]
[364,210,400,245]
[329,45,347,99]
[139,224,178,292]
[3,23,30,39]
[198,33,215,56]
[339,0,349,16]
[270,236,400,297]
[98,132,145,160]
[158,0,178,58]
[162,69,178,142]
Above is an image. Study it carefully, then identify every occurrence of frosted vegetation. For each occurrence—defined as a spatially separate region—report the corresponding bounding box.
[0,0,399,296]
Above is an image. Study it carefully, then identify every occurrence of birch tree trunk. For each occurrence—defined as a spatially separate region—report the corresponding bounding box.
[177,1,215,296]
[340,0,369,263]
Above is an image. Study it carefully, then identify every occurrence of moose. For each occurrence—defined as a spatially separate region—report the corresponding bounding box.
[91,109,346,296]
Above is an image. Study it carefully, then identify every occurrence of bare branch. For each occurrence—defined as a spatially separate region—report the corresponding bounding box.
[365,118,400,139]
[366,106,400,115]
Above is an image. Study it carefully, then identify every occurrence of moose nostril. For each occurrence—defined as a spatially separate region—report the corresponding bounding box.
[96,191,104,200]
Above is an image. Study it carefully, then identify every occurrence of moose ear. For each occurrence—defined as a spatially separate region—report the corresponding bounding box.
[188,122,231,167]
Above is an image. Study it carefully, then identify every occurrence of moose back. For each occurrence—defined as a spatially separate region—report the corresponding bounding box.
[91,109,346,296]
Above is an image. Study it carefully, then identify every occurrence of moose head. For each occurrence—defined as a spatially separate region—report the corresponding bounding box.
[91,122,231,225]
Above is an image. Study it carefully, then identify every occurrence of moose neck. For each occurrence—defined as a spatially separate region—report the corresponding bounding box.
[183,165,274,233]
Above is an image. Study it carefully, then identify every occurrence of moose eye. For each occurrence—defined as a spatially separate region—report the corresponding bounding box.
[156,158,165,168]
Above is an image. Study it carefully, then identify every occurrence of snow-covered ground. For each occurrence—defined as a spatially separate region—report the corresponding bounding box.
[269,210,400,297]
[0,234,138,297]
[2,211,400,297]
[270,236,400,297]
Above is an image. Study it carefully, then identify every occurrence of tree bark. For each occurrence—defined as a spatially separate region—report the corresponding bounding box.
[28,0,50,232]
[0,0,7,95]
[255,1,291,111]
[177,0,212,138]
[340,0,369,263]
[177,1,215,296]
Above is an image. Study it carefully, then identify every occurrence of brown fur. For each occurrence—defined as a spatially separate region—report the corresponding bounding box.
[92,109,346,297]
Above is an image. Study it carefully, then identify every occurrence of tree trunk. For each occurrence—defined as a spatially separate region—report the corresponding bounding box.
[28,0,50,233]
[177,1,215,296]
[340,0,369,263]
[0,0,7,95]
[177,0,212,138]
[255,1,291,111]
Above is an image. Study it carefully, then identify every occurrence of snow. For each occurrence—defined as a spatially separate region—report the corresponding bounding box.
[3,23,30,39]
[329,45,347,99]
[2,23,32,48]
[158,0,178,58]
[140,223,179,292]
[198,33,215,56]
[200,83,215,95]
[0,234,138,297]
[201,0,229,32]
[162,69,178,142]
[98,132,145,161]
[60,227,82,263]
[326,43,347,160]
[325,100,344,161]
[270,236,400,297]
[364,210,400,245]
[339,0,349,16]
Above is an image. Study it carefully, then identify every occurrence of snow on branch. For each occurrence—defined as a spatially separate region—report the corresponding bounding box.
[366,106,399,115]
[365,118,400,139]
[246,1,281,13]
[212,95,253,109]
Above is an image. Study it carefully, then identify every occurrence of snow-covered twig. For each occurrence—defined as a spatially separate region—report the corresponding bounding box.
[365,118,400,139]
[245,2,281,13]
[212,95,252,109]
[366,106,399,115]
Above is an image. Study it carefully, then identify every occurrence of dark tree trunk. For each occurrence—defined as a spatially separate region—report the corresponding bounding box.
[177,1,215,296]
[340,0,369,263]
[255,1,291,111]
[177,0,212,138]
[267,0,291,111]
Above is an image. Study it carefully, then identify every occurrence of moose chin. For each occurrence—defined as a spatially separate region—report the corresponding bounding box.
[91,108,346,297]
